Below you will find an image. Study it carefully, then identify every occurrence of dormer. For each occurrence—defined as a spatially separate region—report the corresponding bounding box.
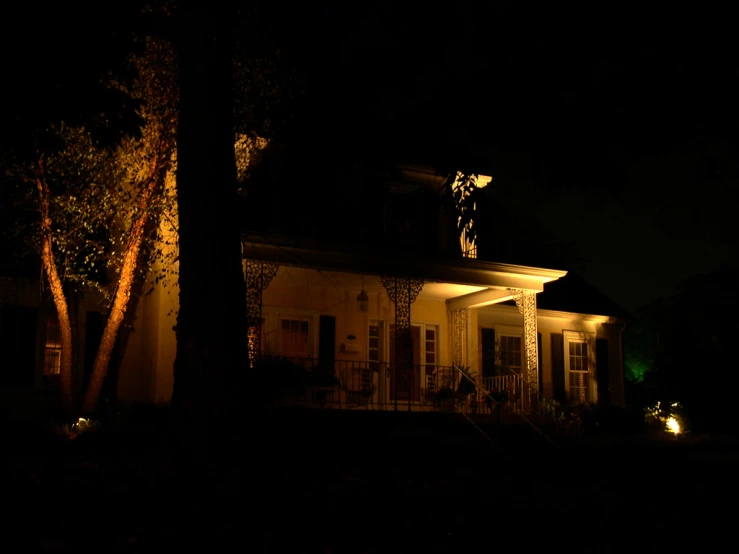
[384,164,492,259]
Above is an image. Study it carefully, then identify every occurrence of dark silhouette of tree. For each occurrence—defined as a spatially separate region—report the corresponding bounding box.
[625,265,739,432]
[170,5,248,461]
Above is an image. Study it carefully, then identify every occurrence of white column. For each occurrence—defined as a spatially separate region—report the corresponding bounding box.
[512,289,539,407]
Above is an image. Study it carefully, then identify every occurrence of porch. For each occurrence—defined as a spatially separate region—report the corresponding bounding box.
[256,356,568,429]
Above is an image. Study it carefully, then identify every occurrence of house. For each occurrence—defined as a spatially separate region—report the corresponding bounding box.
[1,163,628,427]
[116,163,628,423]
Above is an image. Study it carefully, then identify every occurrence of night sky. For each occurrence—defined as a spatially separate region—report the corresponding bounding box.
[4,3,737,313]
[300,3,738,313]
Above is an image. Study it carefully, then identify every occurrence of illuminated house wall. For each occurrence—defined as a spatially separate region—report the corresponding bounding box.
[0,279,117,395]
[477,304,625,406]
[117,188,179,405]
[259,267,452,368]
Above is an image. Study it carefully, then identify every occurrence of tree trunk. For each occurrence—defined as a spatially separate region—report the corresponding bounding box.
[171,6,248,462]
[81,159,165,414]
[35,159,74,415]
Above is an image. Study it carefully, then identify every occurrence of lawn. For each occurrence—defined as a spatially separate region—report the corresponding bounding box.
[3,406,736,552]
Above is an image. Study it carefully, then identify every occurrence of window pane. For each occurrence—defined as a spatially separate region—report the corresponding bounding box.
[500,335,522,372]
[44,317,62,376]
[282,318,309,357]
[426,329,434,341]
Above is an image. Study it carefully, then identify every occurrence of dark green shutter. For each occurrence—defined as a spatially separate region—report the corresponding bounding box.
[537,332,543,394]
[319,315,336,374]
[551,332,566,402]
[596,338,610,406]
[481,328,496,378]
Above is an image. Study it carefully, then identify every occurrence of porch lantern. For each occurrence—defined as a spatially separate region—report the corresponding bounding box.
[357,289,369,312]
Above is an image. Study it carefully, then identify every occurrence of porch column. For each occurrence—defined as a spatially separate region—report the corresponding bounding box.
[381,276,424,411]
[512,289,539,408]
[450,308,468,368]
[245,260,279,364]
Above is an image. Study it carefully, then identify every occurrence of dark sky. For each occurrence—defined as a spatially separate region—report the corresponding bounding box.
[4,3,736,313]
[296,3,738,313]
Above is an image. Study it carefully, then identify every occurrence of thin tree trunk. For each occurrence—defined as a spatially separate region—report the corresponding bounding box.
[81,154,166,414]
[35,157,74,414]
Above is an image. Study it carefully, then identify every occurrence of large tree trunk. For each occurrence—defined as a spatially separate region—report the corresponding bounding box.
[171,6,248,461]
[35,159,74,415]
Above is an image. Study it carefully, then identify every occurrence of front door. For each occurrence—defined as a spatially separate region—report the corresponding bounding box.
[388,324,421,403]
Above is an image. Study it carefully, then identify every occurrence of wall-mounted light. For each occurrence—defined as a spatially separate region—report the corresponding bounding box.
[357,289,368,312]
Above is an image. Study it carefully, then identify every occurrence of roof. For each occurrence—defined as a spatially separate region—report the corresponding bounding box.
[242,233,567,291]
[534,272,631,319]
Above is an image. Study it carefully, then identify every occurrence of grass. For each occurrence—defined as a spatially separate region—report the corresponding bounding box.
[3,404,738,552]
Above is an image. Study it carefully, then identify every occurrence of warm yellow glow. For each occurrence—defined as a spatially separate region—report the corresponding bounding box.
[247,325,259,364]
[665,416,681,435]
[453,172,492,259]
[646,401,682,436]
[419,282,488,299]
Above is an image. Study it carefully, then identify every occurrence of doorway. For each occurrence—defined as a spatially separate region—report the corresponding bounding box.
[388,323,421,403]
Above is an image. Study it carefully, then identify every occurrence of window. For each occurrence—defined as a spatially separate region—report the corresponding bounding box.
[424,326,437,366]
[368,321,436,366]
[368,321,383,370]
[280,318,310,358]
[499,335,522,373]
[564,331,593,403]
[44,317,62,376]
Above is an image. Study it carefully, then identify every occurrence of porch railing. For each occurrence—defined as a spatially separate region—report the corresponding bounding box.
[255,356,480,410]
[254,356,581,436]
[480,367,582,438]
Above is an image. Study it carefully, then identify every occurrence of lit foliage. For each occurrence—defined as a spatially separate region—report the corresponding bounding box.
[625,356,650,384]
[440,171,489,256]
[3,36,179,414]
[235,134,269,186]
[645,401,683,436]
[29,37,179,302]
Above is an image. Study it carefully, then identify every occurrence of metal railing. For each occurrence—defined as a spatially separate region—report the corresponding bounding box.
[480,367,582,438]
[253,355,582,437]
[255,356,482,410]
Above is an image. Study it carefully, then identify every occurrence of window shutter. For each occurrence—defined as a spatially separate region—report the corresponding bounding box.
[551,332,566,402]
[537,332,543,395]
[319,315,336,374]
[481,328,496,378]
[596,338,610,406]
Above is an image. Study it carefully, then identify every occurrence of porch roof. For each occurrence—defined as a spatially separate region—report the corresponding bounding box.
[242,233,567,294]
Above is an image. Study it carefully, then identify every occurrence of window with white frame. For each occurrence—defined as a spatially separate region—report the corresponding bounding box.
[44,317,62,376]
[368,321,383,370]
[564,331,592,403]
[369,320,437,366]
[499,334,522,374]
[280,318,310,358]
[424,325,437,366]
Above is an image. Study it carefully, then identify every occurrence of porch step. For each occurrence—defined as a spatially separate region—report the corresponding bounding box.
[265,406,553,473]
